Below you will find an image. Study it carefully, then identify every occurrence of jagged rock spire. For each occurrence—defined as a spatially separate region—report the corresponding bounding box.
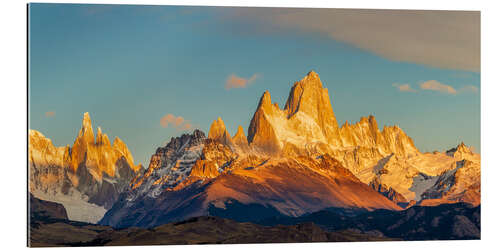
[233,125,249,149]
[78,112,95,144]
[258,90,273,112]
[247,91,281,154]
[96,127,111,146]
[446,142,474,159]
[208,117,234,147]
[69,112,141,174]
[233,126,247,142]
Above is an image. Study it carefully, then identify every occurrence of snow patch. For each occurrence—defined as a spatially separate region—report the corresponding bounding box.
[31,189,106,224]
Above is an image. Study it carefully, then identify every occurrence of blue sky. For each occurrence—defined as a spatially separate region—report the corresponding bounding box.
[28,4,480,166]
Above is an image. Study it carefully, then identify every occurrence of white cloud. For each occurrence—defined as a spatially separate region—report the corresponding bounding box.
[225,73,259,90]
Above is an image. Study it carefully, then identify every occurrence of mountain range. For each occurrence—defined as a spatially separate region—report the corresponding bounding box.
[29,71,480,243]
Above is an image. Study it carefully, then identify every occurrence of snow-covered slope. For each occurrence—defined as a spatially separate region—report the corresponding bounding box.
[129,129,207,200]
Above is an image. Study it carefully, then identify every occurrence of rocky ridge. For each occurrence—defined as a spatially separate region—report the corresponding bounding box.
[100,129,401,228]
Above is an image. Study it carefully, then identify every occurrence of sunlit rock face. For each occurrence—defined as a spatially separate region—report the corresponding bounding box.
[232,125,250,151]
[247,90,283,154]
[283,71,342,146]
[208,117,235,148]
[29,130,73,196]
[29,112,142,223]
[339,115,418,157]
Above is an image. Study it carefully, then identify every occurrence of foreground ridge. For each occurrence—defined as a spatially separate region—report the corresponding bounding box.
[30,196,479,247]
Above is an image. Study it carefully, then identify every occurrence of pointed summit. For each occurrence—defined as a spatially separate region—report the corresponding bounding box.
[96,127,111,146]
[362,115,380,140]
[234,125,246,138]
[446,142,473,159]
[208,117,234,147]
[307,70,318,76]
[247,91,281,154]
[456,142,471,152]
[368,115,377,126]
[232,125,249,149]
[283,70,329,114]
[261,90,271,103]
[256,90,273,113]
[457,142,473,155]
[78,112,95,144]
[342,120,350,128]
[83,112,92,126]
[304,70,320,82]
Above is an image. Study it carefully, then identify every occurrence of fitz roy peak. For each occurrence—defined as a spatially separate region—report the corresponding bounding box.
[248,71,342,151]
[248,71,343,152]
[247,71,418,157]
